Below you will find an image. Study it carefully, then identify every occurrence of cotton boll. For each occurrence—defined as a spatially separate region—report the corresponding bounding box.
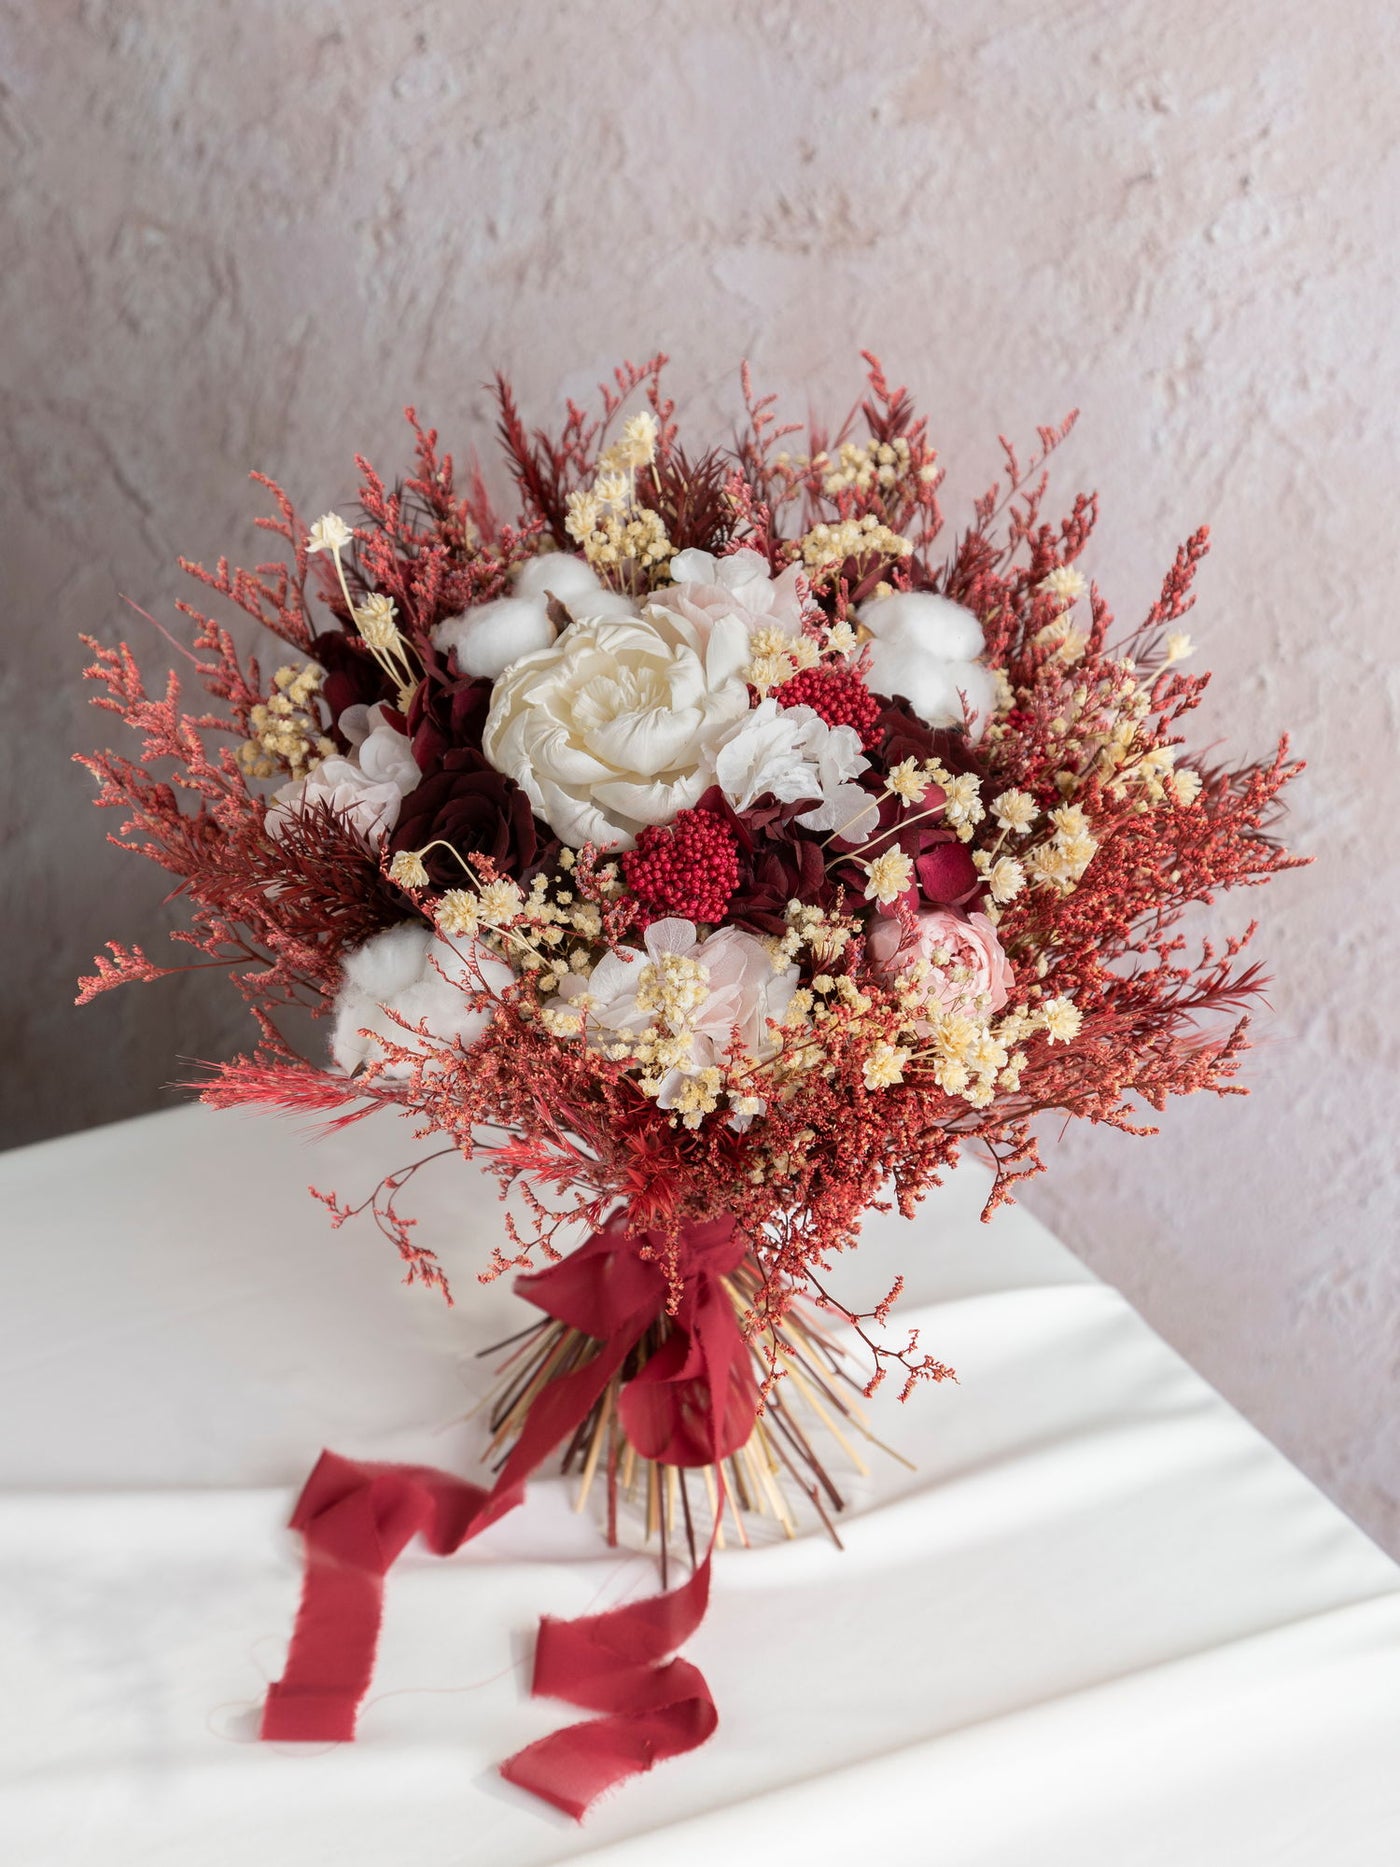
[340,922,432,1000]
[515,552,637,620]
[434,596,556,682]
[411,937,515,1053]
[858,590,986,661]
[331,924,512,1077]
[433,554,637,683]
[864,639,998,739]
[513,553,607,604]
[944,659,998,736]
[857,590,997,741]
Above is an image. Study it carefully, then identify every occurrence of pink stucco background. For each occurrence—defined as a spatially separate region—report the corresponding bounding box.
[3,4,1397,1551]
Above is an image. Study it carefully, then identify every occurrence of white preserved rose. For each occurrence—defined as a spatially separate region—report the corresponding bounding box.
[481,612,751,850]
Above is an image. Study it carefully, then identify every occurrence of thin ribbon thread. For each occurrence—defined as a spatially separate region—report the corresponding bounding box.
[261,1212,752,1817]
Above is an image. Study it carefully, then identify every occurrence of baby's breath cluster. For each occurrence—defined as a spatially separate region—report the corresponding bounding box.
[565,412,675,581]
[237,664,332,780]
[798,512,914,578]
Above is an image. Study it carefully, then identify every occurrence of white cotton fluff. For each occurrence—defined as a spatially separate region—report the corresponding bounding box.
[857,590,998,742]
[433,552,635,682]
[331,923,513,1079]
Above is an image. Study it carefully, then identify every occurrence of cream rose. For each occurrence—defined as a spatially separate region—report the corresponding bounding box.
[481,613,751,850]
[866,908,1013,1015]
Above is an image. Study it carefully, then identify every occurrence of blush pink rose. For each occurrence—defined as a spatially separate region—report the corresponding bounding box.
[866,908,1013,1015]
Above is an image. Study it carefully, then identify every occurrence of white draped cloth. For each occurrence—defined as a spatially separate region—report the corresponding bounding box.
[2,1104,1397,1864]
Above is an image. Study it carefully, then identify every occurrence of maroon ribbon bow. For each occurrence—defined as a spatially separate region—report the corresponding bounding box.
[260,1212,755,1817]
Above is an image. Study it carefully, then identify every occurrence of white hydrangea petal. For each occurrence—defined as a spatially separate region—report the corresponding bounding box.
[796,780,873,836]
[643,918,700,958]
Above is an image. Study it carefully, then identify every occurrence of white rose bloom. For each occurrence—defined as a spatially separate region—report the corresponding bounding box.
[648,545,807,652]
[558,917,798,1101]
[432,552,636,682]
[857,590,998,742]
[714,697,870,835]
[481,612,751,850]
[331,922,514,1079]
[266,703,420,846]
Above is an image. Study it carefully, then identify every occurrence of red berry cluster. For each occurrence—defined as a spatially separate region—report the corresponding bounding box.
[621,808,741,927]
[777,665,883,750]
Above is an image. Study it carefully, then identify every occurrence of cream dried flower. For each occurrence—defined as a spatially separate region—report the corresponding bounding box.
[388,849,430,889]
[1038,565,1086,606]
[992,788,1038,833]
[863,849,914,904]
[987,856,1026,905]
[1169,767,1204,807]
[354,592,402,651]
[307,513,353,556]
[435,891,481,937]
[888,758,930,805]
[478,879,524,924]
[1040,996,1083,1043]
[863,1043,910,1091]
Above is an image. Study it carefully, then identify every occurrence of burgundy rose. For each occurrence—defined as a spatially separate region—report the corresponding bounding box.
[389,749,542,888]
[405,658,494,775]
[693,786,835,935]
[911,837,980,908]
[873,694,939,768]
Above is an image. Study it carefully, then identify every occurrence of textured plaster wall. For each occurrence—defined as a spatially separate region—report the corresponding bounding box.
[3,3,1397,1551]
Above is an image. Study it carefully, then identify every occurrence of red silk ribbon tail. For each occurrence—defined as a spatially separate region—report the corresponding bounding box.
[500,1549,717,1821]
[259,1451,493,1741]
[260,1328,639,1746]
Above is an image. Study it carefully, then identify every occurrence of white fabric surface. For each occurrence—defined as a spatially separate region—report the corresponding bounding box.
[2,1104,1397,1865]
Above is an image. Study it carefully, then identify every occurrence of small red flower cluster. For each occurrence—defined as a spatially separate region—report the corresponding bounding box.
[621,808,741,928]
[776,665,884,750]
